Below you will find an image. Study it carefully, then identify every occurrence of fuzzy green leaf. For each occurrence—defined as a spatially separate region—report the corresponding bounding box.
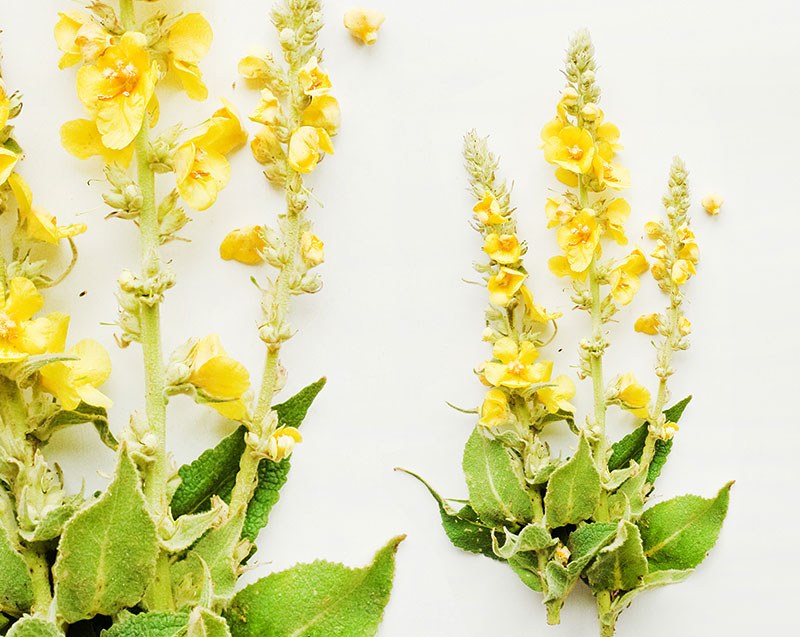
[36,403,118,451]
[0,528,33,615]
[54,450,158,623]
[463,428,534,526]
[187,609,231,637]
[602,569,694,625]
[102,612,190,637]
[492,524,555,560]
[638,482,732,572]
[507,552,543,592]
[19,497,82,544]
[224,535,404,637]
[159,505,223,553]
[544,433,600,529]
[586,521,647,592]
[171,553,213,610]
[6,617,63,637]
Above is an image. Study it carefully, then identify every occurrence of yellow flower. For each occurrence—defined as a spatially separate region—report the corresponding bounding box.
[701,192,723,215]
[592,156,631,191]
[39,339,112,410]
[0,277,70,363]
[54,11,112,69]
[679,316,691,336]
[250,89,280,125]
[473,191,506,225]
[288,126,334,173]
[671,259,696,285]
[595,122,623,159]
[644,219,664,239]
[8,173,87,244]
[482,338,549,389]
[543,126,595,174]
[186,334,250,420]
[237,47,277,82]
[60,119,134,166]
[547,255,588,281]
[483,233,521,265]
[609,248,648,305]
[164,13,212,101]
[679,241,699,265]
[478,389,509,428]
[545,198,574,229]
[76,32,158,150]
[520,285,561,322]
[300,232,325,267]
[220,226,267,265]
[343,8,386,44]
[634,313,661,335]
[581,103,602,122]
[0,148,19,186]
[488,267,526,306]
[556,209,599,273]
[0,84,10,129]
[602,198,630,245]
[301,95,341,135]
[615,372,651,418]
[175,99,247,211]
[540,116,565,142]
[298,57,331,96]
[537,375,576,414]
[266,427,302,462]
[251,126,286,166]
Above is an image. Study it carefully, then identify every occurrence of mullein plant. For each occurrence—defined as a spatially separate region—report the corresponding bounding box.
[404,30,731,636]
[0,1,400,636]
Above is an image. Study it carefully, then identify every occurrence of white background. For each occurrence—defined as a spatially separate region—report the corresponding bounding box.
[2,0,799,635]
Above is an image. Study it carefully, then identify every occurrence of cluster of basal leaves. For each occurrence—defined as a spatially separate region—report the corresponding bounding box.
[405,30,731,636]
[0,2,400,637]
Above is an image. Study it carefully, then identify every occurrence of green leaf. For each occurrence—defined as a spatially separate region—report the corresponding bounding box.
[224,535,404,637]
[159,503,224,553]
[170,553,213,610]
[462,428,534,526]
[637,482,732,572]
[0,528,33,615]
[507,552,542,592]
[6,618,62,636]
[3,139,22,155]
[54,449,158,623]
[567,522,618,572]
[544,433,601,529]
[19,497,82,544]
[492,524,555,560]
[602,569,693,625]
[36,403,118,451]
[396,468,498,560]
[178,514,244,602]
[187,609,231,637]
[586,521,647,592]
[607,397,691,484]
[102,612,190,637]
[170,379,326,529]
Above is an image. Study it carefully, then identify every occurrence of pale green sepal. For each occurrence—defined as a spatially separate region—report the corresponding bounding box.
[181,513,244,602]
[492,524,555,560]
[6,616,63,636]
[463,427,534,526]
[605,462,640,491]
[159,500,225,553]
[8,353,77,382]
[601,569,694,625]
[171,552,214,610]
[54,448,158,623]
[0,527,33,615]
[544,433,601,528]
[612,469,648,518]
[638,481,732,571]
[224,535,404,637]
[187,608,232,637]
[18,496,82,543]
[102,611,191,637]
[585,520,647,592]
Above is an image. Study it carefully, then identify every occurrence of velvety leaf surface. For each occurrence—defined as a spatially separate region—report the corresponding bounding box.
[102,612,190,637]
[586,521,647,592]
[0,528,33,615]
[544,433,600,528]
[6,617,63,636]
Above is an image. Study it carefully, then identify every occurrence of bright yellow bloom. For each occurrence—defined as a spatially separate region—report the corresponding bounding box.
[76,32,158,150]
[634,313,661,335]
[301,95,341,135]
[520,285,561,322]
[603,198,630,245]
[609,248,648,305]
[595,122,623,159]
[478,388,509,428]
[8,173,86,244]
[300,232,325,267]
[545,197,574,229]
[288,126,334,173]
[164,13,213,101]
[344,8,386,44]
[679,316,691,336]
[615,372,651,418]
[540,116,565,142]
[250,89,280,125]
[175,99,247,211]
[473,191,506,225]
[488,267,526,306]
[39,339,112,410]
[0,277,70,363]
[237,47,276,82]
[547,255,588,281]
[0,84,10,129]
[671,259,696,285]
[701,192,723,215]
[266,427,302,462]
[186,334,251,420]
[0,148,18,186]
[482,338,549,389]
[60,119,134,166]
[537,374,576,414]
[251,126,285,166]
[483,233,521,265]
[592,155,631,191]
[556,209,599,273]
[54,11,112,69]
[298,57,331,96]
[644,219,664,239]
[581,103,602,122]
[679,242,699,264]
[220,226,267,265]
[543,126,595,174]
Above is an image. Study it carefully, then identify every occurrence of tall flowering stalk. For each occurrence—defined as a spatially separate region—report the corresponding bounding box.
[407,30,731,637]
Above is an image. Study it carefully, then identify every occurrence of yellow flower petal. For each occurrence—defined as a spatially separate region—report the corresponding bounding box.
[478,388,508,428]
[0,148,20,185]
[60,118,135,166]
[301,95,341,135]
[166,13,212,63]
[634,313,660,335]
[483,233,521,265]
[288,126,334,173]
[343,8,386,44]
[220,226,267,265]
[488,267,527,306]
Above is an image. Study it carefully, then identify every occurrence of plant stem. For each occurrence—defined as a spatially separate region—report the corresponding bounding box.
[25,547,52,615]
